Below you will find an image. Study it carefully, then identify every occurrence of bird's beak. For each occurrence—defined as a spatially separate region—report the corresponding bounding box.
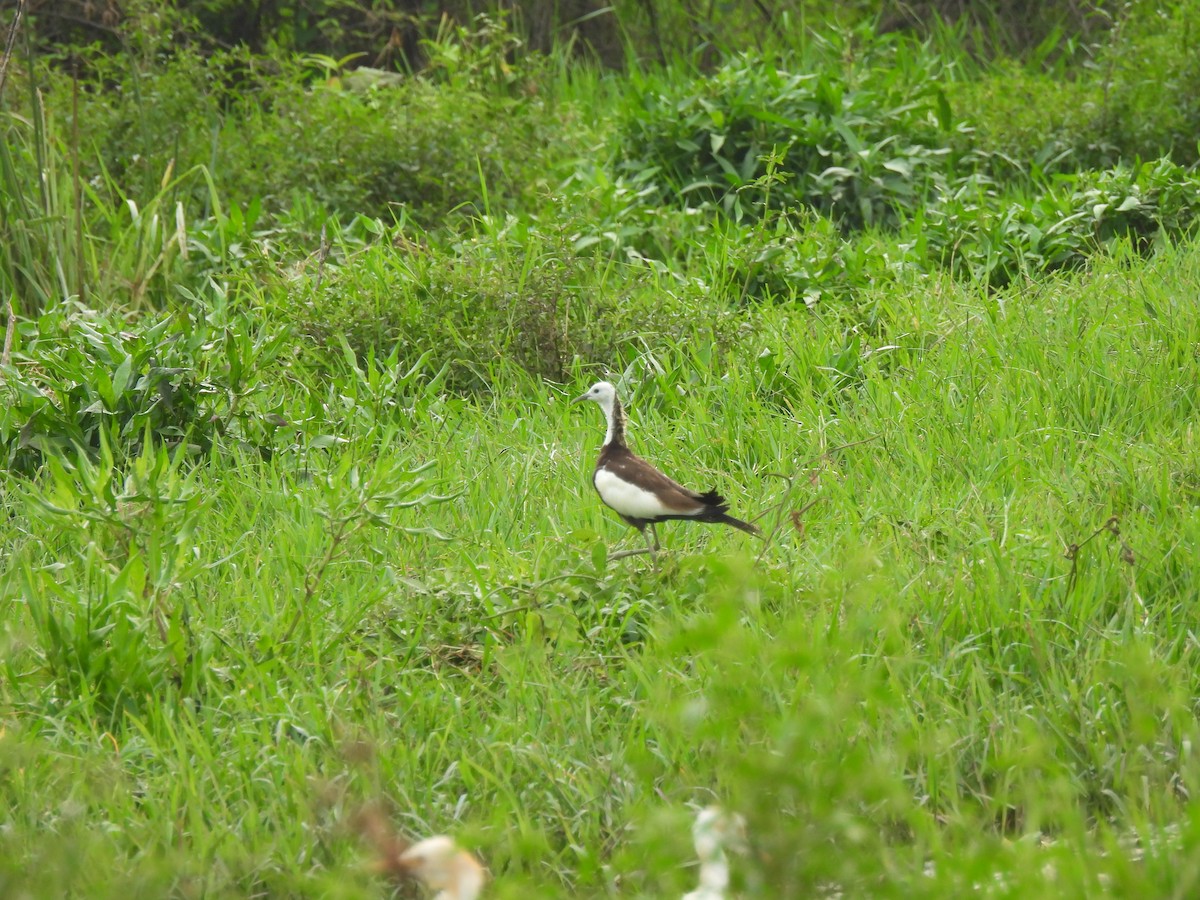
[571,392,589,404]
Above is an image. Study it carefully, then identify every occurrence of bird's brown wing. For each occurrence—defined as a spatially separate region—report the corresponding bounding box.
[597,444,708,514]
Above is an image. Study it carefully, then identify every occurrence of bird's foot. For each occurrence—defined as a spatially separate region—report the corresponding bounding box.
[609,547,653,561]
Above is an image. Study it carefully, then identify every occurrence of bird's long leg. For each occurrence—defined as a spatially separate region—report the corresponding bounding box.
[611,526,656,562]
[610,547,652,560]
[644,525,657,566]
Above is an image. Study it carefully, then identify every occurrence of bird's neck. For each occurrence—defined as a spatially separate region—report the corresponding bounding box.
[601,394,627,448]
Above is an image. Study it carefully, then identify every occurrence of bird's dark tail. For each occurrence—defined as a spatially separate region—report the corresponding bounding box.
[714,512,761,536]
[696,489,762,537]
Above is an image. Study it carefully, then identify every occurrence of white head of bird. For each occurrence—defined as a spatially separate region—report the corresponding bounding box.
[399,835,486,900]
[572,380,621,445]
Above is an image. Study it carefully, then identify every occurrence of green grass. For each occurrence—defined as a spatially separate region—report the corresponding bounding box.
[4,239,1200,896]
[6,7,1200,897]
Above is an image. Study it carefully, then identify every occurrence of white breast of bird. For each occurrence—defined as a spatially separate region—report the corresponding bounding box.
[594,467,686,519]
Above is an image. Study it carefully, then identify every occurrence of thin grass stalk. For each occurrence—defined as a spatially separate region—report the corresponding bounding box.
[0,0,25,367]
[37,88,71,304]
[0,0,23,101]
[0,108,48,315]
[72,72,86,307]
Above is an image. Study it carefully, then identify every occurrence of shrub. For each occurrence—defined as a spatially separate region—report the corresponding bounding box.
[946,60,1111,180]
[270,213,741,389]
[59,24,573,227]
[282,217,626,387]
[1072,158,1200,248]
[15,436,211,724]
[2,59,283,316]
[70,47,228,202]
[615,34,964,230]
[922,159,1200,286]
[949,2,1200,176]
[218,75,562,224]
[1085,0,1200,167]
[0,294,288,474]
[718,209,908,306]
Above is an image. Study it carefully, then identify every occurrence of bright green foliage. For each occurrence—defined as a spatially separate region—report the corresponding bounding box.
[0,67,251,316]
[0,298,288,472]
[7,5,1200,897]
[60,23,569,228]
[16,437,210,724]
[216,76,556,224]
[6,248,1200,896]
[618,36,962,229]
[275,212,740,388]
[0,81,88,317]
[950,1,1200,174]
[924,159,1200,286]
[610,16,1200,293]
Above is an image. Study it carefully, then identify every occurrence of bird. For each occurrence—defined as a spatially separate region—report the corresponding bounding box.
[683,806,747,900]
[398,835,487,900]
[572,381,760,560]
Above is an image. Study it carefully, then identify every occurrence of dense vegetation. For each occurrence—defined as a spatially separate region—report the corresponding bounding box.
[4,1,1200,896]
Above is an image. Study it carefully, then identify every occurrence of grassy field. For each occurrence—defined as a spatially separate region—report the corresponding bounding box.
[5,3,1200,897]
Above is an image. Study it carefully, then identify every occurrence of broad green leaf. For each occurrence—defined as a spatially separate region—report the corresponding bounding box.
[111,355,133,399]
